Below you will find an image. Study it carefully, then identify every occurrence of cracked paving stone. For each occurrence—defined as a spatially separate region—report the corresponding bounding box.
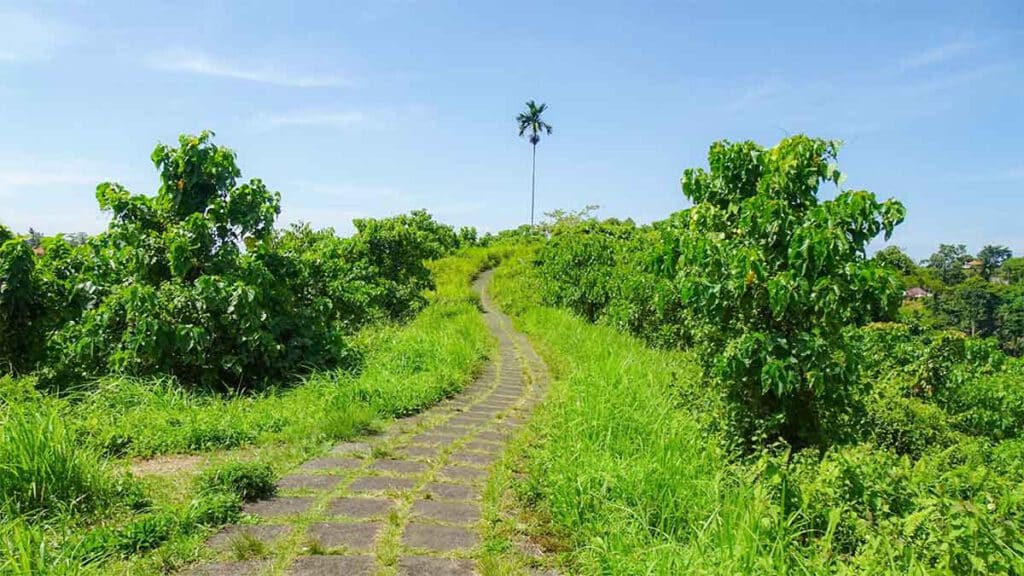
[243,497,314,518]
[371,459,429,475]
[423,481,480,500]
[286,555,376,575]
[277,474,343,492]
[327,497,392,519]
[398,556,477,576]
[411,499,482,524]
[299,457,362,472]
[403,521,479,552]
[439,464,489,482]
[207,524,291,551]
[186,560,269,575]
[306,522,381,550]
[348,476,417,493]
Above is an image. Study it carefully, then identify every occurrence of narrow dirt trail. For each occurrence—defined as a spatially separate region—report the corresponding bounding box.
[188,270,547,576]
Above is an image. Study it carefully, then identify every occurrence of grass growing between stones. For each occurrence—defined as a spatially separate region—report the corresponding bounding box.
[0,248,500,575]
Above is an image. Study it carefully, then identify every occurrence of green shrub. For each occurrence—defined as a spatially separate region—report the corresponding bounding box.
[0,239,45,374]
[195,461,276,502]
[670,136,906,448]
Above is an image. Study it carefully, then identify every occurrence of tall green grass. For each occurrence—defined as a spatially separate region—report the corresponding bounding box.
[0,403,115,521]
[489,253,808,573]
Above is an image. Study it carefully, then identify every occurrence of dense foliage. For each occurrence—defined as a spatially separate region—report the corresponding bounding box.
[876,244,1024,356]
[671,137,905,446]
[0,132,469,390]
[514,135,1024,573]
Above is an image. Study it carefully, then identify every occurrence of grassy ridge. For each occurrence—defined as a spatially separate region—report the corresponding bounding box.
[489,251,809,574]
[489,250,1024,575]
[0,248,498,575]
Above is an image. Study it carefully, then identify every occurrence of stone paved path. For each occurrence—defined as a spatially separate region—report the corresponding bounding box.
[187,270,547,576]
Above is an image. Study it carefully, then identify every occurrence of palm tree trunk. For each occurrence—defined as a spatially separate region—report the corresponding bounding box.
[531,143,537,227]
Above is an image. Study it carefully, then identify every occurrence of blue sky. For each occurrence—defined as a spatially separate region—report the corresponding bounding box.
[0,0,1020,259]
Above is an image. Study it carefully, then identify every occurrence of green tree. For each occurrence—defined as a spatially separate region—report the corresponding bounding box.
[997,256,1024,285]
[873,246,916,275]
[977,245,1012,280]
[670,136,905,447]
[516,100,553,227]
[924,244,970,285]
[941,276,1000,336]
[996,285,1024,355]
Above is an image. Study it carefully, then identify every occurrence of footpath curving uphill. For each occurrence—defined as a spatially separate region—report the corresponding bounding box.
[187,270,547,576]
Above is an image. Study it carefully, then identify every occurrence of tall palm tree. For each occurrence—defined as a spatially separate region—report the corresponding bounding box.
[517,100,552,227]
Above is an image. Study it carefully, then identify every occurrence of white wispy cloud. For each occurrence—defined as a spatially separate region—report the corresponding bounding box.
[0,167,106,192]
[255,110,367,128]
[252,105,427,130]
[898,39,974,71]
[154,51,350,88]
[0,11,75,62]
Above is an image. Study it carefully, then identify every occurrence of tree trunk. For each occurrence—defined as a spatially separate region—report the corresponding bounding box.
[531,143,537,227]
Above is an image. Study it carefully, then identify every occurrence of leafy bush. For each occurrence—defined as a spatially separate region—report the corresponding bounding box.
[670,136,905,447]
[0,132,463,390]
[536,218,688,347]
[195,461,276,502]
[0,239,45,374]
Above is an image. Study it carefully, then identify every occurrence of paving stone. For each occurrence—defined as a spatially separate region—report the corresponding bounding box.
[397,556,476,576]
[243,497,314,518]
[476,430,508,443]
[207,524,291,551]
[306,522,381,550]
[475,402,512,410]
[286,555,376,575]
[187,560,269,575]
[348,476,417,493]
[330,441,371,456]
[299,457,362,472]
[450,451,498,467]
[327,497,392,519]
[423,481,480,500]
[463,440,501,452]
[277,474,343,492]
[410,432,462,445]
[371,458,429,475]
[439,464,489,482]
[447,416,490,427]
[411,499,482,524]
[401,445,441,459]
[403,521,479,552]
